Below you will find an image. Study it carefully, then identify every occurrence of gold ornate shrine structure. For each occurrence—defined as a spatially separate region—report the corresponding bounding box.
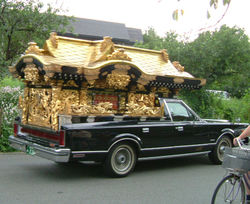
[9,33,206,130]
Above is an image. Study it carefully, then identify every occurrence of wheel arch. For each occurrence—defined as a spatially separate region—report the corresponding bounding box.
[216,129,235,144]
[108,133,142,154]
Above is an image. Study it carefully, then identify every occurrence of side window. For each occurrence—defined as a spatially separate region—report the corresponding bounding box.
[166,102,195,121]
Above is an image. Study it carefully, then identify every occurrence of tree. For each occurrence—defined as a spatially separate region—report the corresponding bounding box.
[0,0,72,78]
[135,28,185,62]
[180,25,250,98]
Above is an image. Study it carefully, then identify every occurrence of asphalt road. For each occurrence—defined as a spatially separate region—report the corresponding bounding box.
[0,153,225,204]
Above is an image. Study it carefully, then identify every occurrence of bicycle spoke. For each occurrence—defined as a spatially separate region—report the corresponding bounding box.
[212,174,245,204]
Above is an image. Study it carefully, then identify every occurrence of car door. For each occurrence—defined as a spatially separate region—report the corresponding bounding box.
[164,100,211,153]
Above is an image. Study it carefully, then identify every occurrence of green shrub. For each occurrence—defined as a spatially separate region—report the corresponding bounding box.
[0,81,23,152]
[0,76,24,88]
[179,89,250,123]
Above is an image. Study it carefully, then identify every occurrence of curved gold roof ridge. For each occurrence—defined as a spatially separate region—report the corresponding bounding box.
[9,33,206,88]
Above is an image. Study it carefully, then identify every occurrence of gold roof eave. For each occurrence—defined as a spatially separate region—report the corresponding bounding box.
[10,33,206,89]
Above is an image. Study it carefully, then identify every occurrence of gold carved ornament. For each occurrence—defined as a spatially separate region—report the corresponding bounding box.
[125,103,162,117]
[107,49,132,61]
[161,49,169,62]
[25,42,44,55]
[49,32,59,48]
[125,93,162,117]
[27,88,52,128]
[172,61,185,72]
[173,78,184,84]
[23,64,40,83]
[94,36,115,62]
[19,87,30,124]
[100,36,114,53]
[106,73,131,90]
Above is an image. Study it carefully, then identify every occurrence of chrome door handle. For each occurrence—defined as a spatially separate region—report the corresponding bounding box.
[176,126,183,131]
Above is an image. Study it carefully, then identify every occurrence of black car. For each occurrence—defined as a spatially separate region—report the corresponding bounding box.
[9,98,248,177]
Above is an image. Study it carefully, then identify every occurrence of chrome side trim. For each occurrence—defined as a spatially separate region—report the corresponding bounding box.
[71,142,216,154]
[8,135,70,162]
[141,143,216,151]
[73,143,215,154]
[72,150,108,154]
[138,151,211,161]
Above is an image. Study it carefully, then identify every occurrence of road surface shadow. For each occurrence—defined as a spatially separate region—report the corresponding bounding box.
[135,155,212,173]
[22,155,214,179]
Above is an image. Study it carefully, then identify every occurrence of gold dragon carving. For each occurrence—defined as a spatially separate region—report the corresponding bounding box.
[125,93,162,117]
[27,88,52,128]
[21,83,163,130]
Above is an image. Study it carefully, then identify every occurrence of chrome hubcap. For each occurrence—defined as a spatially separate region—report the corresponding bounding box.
[111,145,134,174]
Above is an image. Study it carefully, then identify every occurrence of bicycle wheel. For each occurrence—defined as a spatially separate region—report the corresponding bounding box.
[211,174,245,204]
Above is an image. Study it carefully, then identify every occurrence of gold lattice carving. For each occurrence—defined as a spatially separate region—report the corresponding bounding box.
[24,64,40,82]
[106,73,130,90]
[173,61,185,72]
[161,49,169,62]
[25,42,44,55]
[107,49,132,61]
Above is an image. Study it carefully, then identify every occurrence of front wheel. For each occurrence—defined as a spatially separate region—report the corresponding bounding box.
[211,174,245,204]
[104,143,137,177]
[209,135,232,164]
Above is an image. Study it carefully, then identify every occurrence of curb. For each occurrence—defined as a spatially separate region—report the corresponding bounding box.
[0,152,25,155]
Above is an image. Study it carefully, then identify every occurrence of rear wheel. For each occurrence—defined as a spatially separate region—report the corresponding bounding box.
[104,143,137,177]
[211,174,245,204]
[209,135,232,164]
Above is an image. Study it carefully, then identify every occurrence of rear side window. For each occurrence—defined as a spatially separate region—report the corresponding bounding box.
[166,102,195,121]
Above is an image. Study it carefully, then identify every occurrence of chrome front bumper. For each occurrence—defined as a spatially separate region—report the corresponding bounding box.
[8,135,71,162]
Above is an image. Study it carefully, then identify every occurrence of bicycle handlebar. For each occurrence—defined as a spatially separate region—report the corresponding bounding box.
[236,138,249,150]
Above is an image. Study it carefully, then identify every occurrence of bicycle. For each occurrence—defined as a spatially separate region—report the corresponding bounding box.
[211,139,250,204]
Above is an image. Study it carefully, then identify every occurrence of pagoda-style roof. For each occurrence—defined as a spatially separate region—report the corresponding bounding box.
[9,32,205,90]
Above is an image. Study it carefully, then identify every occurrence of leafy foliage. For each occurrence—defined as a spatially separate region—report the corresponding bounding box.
[0,78,22,152]
[0,0,72,79]
[135,26,250,123]
[180,89,250,123]
[180,25,250,98]
[135,28,185,62]
[0,0,71,151]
